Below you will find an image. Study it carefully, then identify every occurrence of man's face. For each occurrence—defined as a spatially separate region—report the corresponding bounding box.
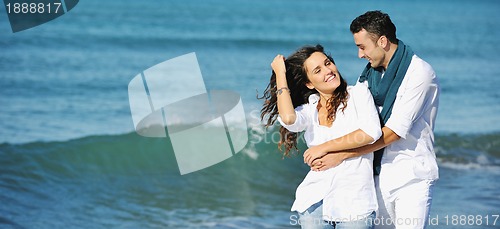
[353,29,385,69]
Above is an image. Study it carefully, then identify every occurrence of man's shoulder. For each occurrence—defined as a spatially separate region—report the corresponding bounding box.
[407,54,438,84]
[409,54,435,76]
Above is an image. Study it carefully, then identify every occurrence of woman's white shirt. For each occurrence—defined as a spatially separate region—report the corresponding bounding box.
[278,84,381,221]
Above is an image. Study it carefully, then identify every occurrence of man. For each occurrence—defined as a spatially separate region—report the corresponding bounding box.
[307,10,440,229]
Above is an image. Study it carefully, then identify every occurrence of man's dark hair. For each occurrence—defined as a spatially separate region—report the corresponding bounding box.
[350,10,398,44]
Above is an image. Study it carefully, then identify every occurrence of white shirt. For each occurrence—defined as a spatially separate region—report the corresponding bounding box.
[357,54,440,192]
[278,84,382,221]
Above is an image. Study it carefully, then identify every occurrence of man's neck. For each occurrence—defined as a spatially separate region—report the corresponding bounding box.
[382,42,398,70]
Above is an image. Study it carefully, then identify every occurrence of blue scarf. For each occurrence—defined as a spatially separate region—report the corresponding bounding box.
[358,40,414,174]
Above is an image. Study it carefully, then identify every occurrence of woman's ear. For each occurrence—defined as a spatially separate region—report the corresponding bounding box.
[306,82,314,89]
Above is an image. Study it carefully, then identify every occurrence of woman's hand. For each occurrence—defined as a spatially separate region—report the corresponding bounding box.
[271,54,286,76]
[310,153,347,171]
[303,145,328,166]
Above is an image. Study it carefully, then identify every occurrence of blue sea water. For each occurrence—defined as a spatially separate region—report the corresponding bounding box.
[0,0,499,228]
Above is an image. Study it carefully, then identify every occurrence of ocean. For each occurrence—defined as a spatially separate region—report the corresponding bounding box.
[1,0,499,228]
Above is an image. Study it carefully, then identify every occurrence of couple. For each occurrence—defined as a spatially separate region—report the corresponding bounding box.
[261,11,440,229]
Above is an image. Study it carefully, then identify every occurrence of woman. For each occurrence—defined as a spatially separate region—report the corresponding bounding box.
[260,45,381,228]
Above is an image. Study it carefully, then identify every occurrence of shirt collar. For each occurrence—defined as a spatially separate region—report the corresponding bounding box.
[308,94,320,104]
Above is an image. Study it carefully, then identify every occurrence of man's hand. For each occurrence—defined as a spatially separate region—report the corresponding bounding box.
[310,153,347,171]
[303,145,327,166]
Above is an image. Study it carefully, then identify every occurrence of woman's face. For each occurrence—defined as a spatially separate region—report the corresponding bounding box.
[303,52,341,95]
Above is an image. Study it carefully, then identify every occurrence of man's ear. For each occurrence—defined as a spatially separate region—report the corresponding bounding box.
[378,36,387,48]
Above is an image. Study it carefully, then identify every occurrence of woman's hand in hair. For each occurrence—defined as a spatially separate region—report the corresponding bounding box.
[271,54,286,77]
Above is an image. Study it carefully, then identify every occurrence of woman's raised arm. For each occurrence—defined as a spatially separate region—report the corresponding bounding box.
[272,55,296,125]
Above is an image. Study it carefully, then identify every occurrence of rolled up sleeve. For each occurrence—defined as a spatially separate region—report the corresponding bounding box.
[385,58,437,139]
